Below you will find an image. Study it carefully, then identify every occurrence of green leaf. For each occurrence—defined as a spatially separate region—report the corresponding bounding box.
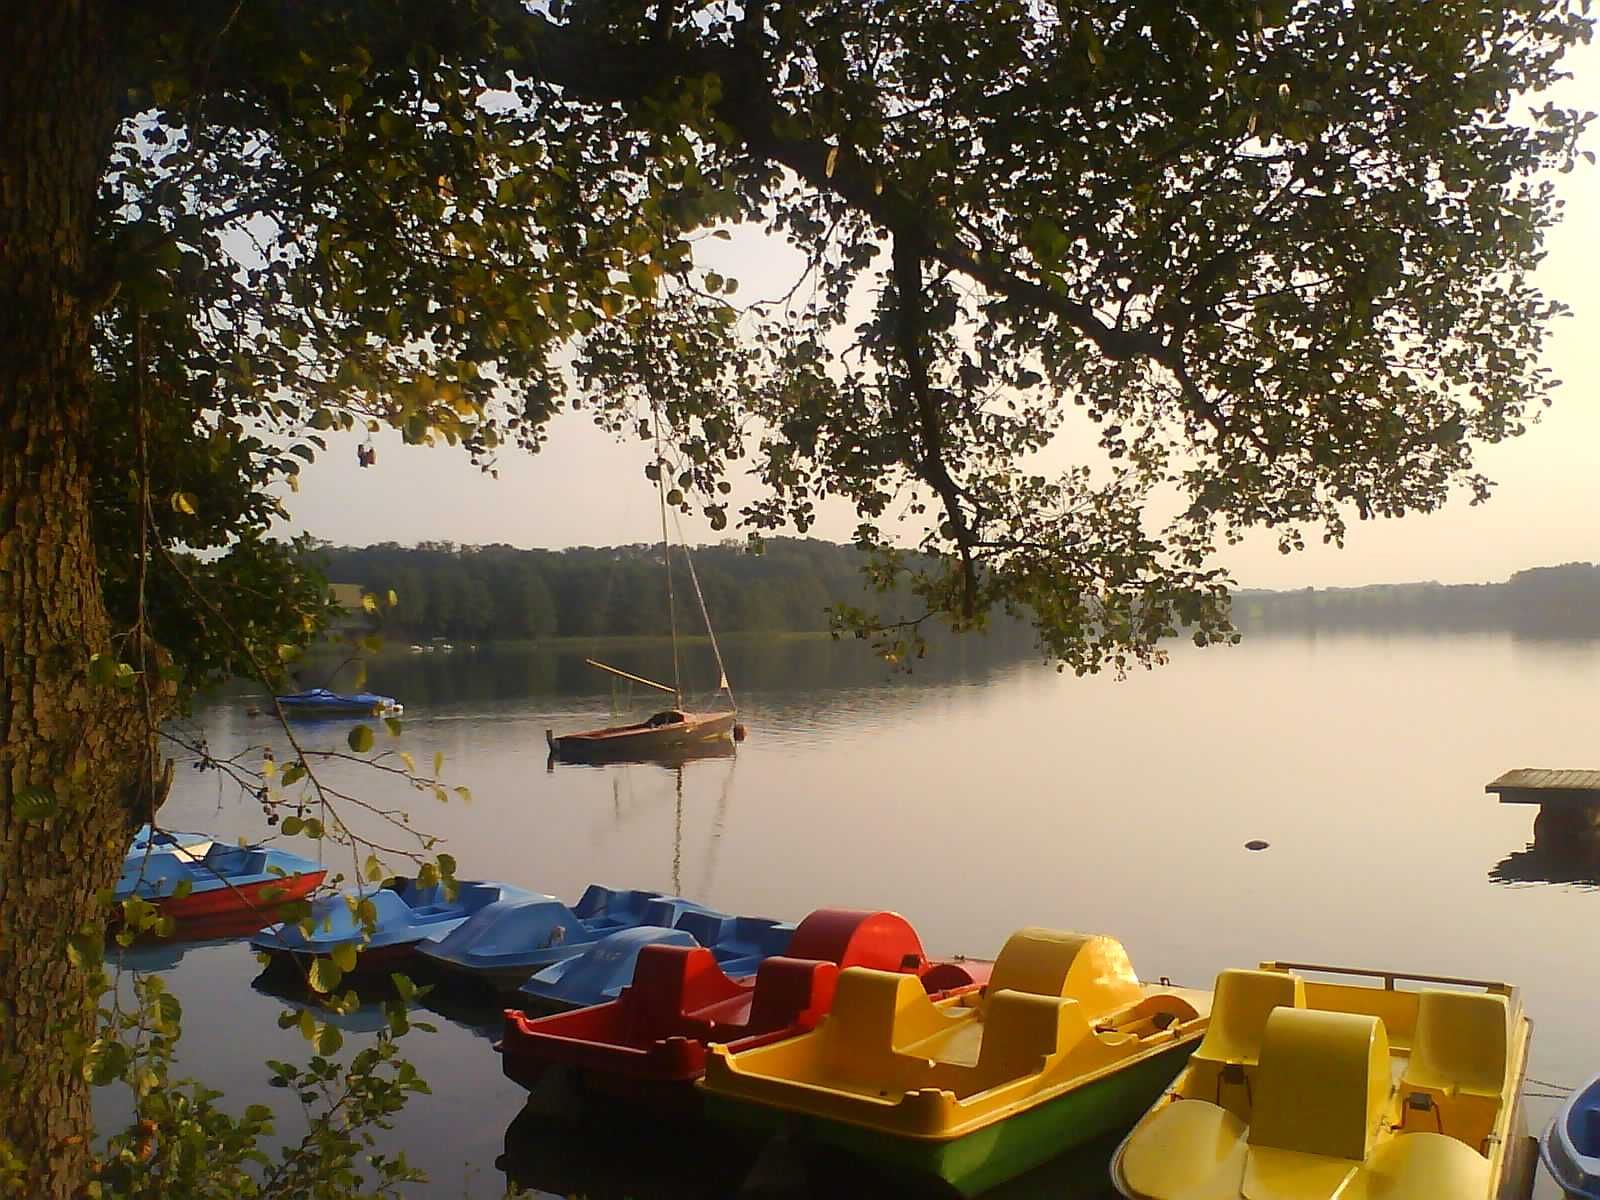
[347,724,374,753]
[12,787,57,822]
[280,815,304,836]
[316,1023,344,1056]
[169,491,198,516]
[308,958,343,994]
[66,933,103,970]
[331,942,358,973]
[84,1038,130,1085]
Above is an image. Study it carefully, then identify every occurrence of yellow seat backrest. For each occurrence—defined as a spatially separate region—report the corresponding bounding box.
[972,990,1092,1090]
[1249,1007,1391,1161]
[1398,989,1508,1150]
[1404,990,1508,1097]
[1193,969,1305,1068]
[818,968,958,1085]
[984,929,1143,1018]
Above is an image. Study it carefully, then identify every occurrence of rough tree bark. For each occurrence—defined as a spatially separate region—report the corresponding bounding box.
[0,5,155,1195]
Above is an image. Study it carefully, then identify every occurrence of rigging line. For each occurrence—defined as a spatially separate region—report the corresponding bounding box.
[671,507,735,710]
[653,406,683,708]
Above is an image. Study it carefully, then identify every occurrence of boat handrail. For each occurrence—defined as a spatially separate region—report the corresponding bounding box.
[1258,960,1515,996]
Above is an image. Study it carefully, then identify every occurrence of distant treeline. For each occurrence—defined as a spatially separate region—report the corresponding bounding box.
[313,541,1600,644]
[1235,562,1600,637]
[311,538,918,641]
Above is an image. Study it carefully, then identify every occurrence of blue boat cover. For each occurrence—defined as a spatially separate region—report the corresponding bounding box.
[1544,1073,1600,1199]
[251,879,532,957]
[675,912,797,976]
[415,886,717,983]
[517,925,699,1009]
[516,911,797,1010]
[276,688,399,712]
[115,842,323,901]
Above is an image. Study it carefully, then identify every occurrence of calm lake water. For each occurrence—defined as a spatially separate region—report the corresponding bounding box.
[110,630,1600,1198]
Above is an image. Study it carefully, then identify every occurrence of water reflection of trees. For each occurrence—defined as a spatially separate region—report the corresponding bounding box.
[302,627,1044,712]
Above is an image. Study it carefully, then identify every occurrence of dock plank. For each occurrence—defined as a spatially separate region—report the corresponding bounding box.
[1486,768,1600,805]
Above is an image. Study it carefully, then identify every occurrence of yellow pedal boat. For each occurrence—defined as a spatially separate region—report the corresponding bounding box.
[702,928,1211,1196]
[1110,961,1531,1200]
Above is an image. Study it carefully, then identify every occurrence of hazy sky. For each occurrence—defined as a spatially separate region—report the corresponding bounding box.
[285,37,1600,591]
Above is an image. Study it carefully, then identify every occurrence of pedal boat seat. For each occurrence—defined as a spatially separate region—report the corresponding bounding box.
[1186,969,1305,1120]
[1396,989,1509,1152]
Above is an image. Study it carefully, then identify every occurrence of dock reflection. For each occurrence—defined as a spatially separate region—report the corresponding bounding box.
[1490,841,1600,888]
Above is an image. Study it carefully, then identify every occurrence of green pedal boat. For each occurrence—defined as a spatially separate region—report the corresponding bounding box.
[701,927,1211,1196]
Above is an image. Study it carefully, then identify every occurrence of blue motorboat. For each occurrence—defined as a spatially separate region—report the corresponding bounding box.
[1543,1072,1600,1199]
[115,840,327,918]
[275,688,403,717]
[515,911,796,1012]
[251,878,533,970]
[415,886,717,991]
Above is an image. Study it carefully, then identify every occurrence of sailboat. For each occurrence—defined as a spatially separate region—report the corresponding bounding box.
[543,665,738,762]
[546,468,741,763]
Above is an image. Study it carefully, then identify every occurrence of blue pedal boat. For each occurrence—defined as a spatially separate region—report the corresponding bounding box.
[116,840,326,919]
[251,879,533,971]
[415,885,716,991]
[275,687,403,717]
[1543,1073,1600,1198]
[515,910,797,1013]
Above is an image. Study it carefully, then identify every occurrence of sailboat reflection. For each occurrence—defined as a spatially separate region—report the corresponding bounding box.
[547,737,736,772]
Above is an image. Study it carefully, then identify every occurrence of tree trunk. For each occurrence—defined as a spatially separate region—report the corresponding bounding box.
[0,6,150,1196]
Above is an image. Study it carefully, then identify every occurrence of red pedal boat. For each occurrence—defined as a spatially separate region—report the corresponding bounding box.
[499,908,989,1106]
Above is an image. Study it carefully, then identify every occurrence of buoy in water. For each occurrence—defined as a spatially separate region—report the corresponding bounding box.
[732,723,747,742]
[1245,839,1270,851]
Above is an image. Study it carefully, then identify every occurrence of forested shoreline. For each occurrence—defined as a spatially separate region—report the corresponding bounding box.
[311,538,912,641]
[312,542,1600,643]
[1235,562,1600,637]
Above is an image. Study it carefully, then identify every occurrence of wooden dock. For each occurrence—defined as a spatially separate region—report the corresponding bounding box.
[1486,768,1600,806]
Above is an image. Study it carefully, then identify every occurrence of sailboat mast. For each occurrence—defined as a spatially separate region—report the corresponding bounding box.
[654,413,683,709]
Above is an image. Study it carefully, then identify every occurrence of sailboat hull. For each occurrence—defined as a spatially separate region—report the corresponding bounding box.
[546,710,737,762]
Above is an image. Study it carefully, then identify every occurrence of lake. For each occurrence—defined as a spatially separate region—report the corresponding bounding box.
[110,630,1600,1197]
